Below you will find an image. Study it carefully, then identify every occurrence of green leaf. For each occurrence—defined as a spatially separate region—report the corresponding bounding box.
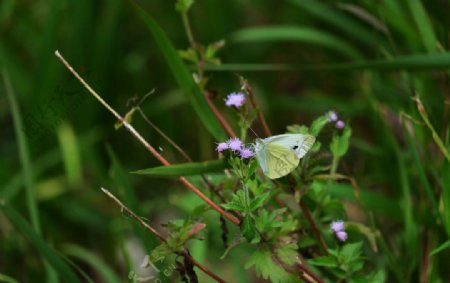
[245,247,297,283]
[309,114,330,136]
[178,48,198,63]
[0,204,83,283]
[330,127,352,158]
[249,191,271,211]
[132,159,229,177]
[204,52,450,72]
[230,25,362,59]
[406,0,437,52]
[57,122,82,185]
[276,243,298,266]
[308,256,338,268]
[131,1,226,140]
[288,0,382,46]
[0,273,19,283]
[3,69,40,233]
[63,244,122,283]
[429,240,450,257]
[340,242,363,264]
[241,215,258,242]
[222,190,247,213]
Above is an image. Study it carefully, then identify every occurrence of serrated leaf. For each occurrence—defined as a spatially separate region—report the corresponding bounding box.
[249,191,271,211]
[330,127,352,158]
[298,236,317,248]
[340,242,363,264]
[132,159,229,177]
[310,115,330,136]
[222,202,245,212]
[276,243,298,266]
[308,256,338,267]
[287,124,309,134]
[242,215,257,242]
[245,247,297,283]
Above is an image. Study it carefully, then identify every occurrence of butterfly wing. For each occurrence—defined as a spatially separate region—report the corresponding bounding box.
[255,134,315,179]
[262,134,315,159]
[263,142,300,179]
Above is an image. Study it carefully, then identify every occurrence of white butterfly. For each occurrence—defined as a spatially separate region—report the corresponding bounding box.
[254,134,315,179]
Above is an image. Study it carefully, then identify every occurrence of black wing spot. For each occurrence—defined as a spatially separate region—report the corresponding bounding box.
[292,145,298,150]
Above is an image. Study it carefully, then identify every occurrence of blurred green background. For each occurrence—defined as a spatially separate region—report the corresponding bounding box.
[1,0,450,282]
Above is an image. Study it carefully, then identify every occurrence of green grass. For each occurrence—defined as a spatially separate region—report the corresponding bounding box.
[1,0,450,282]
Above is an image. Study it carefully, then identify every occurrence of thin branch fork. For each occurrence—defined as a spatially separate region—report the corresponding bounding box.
[240,78,272,137]
[101,188,226,283]
[54,50,240,226]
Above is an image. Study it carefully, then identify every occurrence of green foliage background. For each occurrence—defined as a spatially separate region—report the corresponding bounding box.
[1,0,449,282]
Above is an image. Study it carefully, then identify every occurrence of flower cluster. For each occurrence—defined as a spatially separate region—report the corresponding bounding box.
[216,137,254,159]
[327,111,345,129]
[225,92,246,108]
[330,220,347,242]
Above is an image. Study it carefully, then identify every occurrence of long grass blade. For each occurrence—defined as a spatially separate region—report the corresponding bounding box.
[229,25,362,59]
[130,0,227,140]
[288,0,383,46]
[0,204,82,283]
[132,159,229,177]
[406,0,437,52]
[2,68,40,234]
[204,52,450,72]
[63,244,122,283]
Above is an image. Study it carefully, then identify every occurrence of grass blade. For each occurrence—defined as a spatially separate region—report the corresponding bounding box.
[132,159,229,177]
[406,0,437,52]
[429,240,450,257]
[57,122,82,185]
[63,244,122,283]
[204,52,450,72]
[0,273,19,283]
[130,1,227,140]
[288,0,383,46]
[229,25,362,59]
[3,68,40,234]
[0,204,82,283]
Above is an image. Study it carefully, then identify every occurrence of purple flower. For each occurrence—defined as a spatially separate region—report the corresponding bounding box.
[330,220,347,242]
[225,92,246,108]
[227,137,243,151]
[328,111,338,122]
[336,231,348,242]
[335,120,345,129]
[330,220,345,233]
[239,147,254,159]
[216,142,229,152]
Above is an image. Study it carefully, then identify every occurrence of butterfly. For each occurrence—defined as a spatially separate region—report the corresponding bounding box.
[254,134,315,179]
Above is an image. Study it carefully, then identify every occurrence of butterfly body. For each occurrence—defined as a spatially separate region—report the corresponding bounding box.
[254,134,315,179]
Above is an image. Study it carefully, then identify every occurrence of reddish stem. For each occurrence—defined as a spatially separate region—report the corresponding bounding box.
[55,50,240,226]
[204,91,237,138]
[242,79,272,137]
[299,199,328,255]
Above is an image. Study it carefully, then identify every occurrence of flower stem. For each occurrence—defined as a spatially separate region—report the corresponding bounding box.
[241,78,272,137]
[204,91,237,138]
[299,199,328,255]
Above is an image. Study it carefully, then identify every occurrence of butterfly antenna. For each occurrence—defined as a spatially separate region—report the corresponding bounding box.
[248,127,260,139]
